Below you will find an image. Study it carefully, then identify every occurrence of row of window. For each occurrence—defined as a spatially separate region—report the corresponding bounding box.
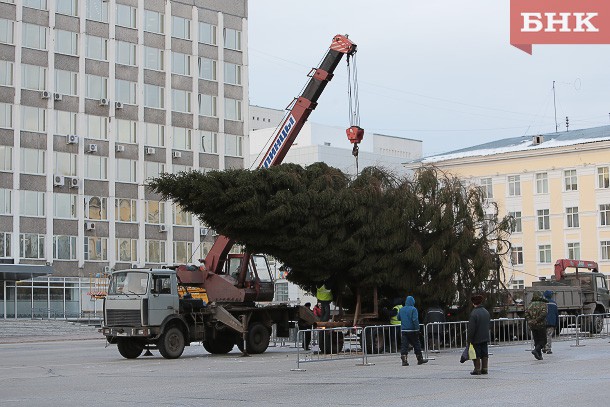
[0,231,197,264]
[509,241,610,264]
[508,205,610,232]
[0,3,241,50]
[481,168,610,198]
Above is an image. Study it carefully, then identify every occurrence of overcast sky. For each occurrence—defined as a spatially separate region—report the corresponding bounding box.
[247,0,610,157]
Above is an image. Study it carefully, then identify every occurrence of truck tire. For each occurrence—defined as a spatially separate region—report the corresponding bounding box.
[320,330,344,354]
[158,327,185,359]
[590,310,605,334]
[117,339,143,359]
[245,322,270,354]
[202,332,235,354]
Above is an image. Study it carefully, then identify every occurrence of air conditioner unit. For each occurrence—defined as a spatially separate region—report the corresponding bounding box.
[87,144,98,153]
[54,93,63,101]
[131,263,139,269]
[85,221,96,231]
[66,134,79,144]
[115,101,124,109]
[99,98,110,106]
[69,177,79,188]
[159,224,168,233]
[200,227,209,236]
[116,145,125,153]
[53,175,65,187]
[41,91,51,99]
[145,147,156,155]
[172,151,182,159]
[103,266,112,273]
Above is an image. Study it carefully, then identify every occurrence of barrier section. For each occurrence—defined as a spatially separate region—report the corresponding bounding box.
[575,313,610,346]
[293,326,363,370]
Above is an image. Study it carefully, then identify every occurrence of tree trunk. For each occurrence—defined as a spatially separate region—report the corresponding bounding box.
[352,286,361,326]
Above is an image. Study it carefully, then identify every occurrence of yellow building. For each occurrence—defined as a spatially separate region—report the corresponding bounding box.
[405,126,610,287]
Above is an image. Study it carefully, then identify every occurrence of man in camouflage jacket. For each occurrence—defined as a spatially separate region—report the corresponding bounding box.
[526,292,548,360]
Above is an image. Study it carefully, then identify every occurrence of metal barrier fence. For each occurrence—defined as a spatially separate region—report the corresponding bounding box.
[293,326,365,370]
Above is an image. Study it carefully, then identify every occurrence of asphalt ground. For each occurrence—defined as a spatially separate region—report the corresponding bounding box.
[0,320,609,406]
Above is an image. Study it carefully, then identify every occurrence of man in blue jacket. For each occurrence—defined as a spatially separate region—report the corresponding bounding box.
[543,290,559,354]
[397,296,428,366]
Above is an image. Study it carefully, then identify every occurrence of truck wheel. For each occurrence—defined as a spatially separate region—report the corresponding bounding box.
[591,312,605,334]
[203,332,235,354]
[117,339,143,359]
[246,322,270,354]
[320,330,344,354]
[158,327,185,359]
[362,329,383,354]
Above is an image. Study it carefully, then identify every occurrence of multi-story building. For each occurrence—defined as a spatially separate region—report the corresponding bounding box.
[0,0,249,309]
[404,126,610,288]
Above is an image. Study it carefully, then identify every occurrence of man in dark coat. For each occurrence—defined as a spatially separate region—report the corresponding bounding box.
[542,290,559,354]
[467,294,490,375]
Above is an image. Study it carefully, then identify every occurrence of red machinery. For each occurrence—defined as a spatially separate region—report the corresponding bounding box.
[553,259,599,281]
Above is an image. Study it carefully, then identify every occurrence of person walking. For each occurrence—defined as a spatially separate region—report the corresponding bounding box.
[397,296,428,366]
[526,291,548,361]
[388,299,403,353]
[316,282,333,322]
[542,290,559,354]
[467,294,491,375]
[299,302,314,350]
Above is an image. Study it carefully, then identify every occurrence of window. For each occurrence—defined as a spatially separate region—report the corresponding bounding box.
[116,119,137,144]
[173,164,191,173]
[0,188,11,214]
[55,70,78,96]
[84,237,108,261]
[146,200,165,224]
[538,244,552,263]
[55,111,77,135]
[20,233,44,259]
[0,18,14,45]
[602,241,610,261]
[0,232,10,258]
[22,23,47,50]
[116,41,136,66]
[23,0,46,10]
[144,84,164,108]
[115,198,137,222]
[480,178,493,199]
[275,281,289,302]
[21,64,47,91]
[172,52,191,76]
[84,196,107,220]
[115,79,137,105]
[116,159,137,183]
[601,204,610,226]
[508,211,522,233]
[145,123,165,146]
[86,35,108,60]
[224,28,241,50]
[172,89,191,113]
[510,279,525,290]
[225,134,243,157]
[224,98,242,121]
[510,246,523,265]
[198,57,217,81]
[173,127,191,150]
[508,175,521,196]
[537,209,550,230]
[0,103,12,129]
[86,0,108,23]
[172,16,190,40]
[84,155,108,180]
[54,151,77,176]
[144,47,164,71]
[224,63,242,85]
[86,74,108,99]
[173,241,192,263]
[56,0,78,17]
[21,148,45,174]
[86,114,108,139]
[200,131,218,153]
[566,207,579,228]
[564,169,578,191]
[598,167,610,189]
[145,162,165,181]
[116,238,137,262]
[53,235,77,260]
[144,10,164,34]
[116,4,137,29]
[535,172,548,194]
[0,145,12,171]
[146,240,166,263]
[0,60,13,86]
[53,193,77,219]
[567,242,580,260]
[55,30,78,56]
[20,190,45,217]
[173,205,192,226]
[199,94,217,116]
[199,22,217,45]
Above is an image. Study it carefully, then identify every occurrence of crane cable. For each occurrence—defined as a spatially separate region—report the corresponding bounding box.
[346,53,361,175]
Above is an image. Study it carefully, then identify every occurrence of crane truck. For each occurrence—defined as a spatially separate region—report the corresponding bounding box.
[101,34,362,359]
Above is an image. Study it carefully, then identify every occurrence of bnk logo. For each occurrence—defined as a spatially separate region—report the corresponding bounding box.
[510,0,610,54]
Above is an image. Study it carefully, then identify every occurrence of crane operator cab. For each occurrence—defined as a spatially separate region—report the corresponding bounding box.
[224,254,275,302]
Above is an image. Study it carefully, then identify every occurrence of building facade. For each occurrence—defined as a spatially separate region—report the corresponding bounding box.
[405,126,610,288]
[0,0,249,284]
